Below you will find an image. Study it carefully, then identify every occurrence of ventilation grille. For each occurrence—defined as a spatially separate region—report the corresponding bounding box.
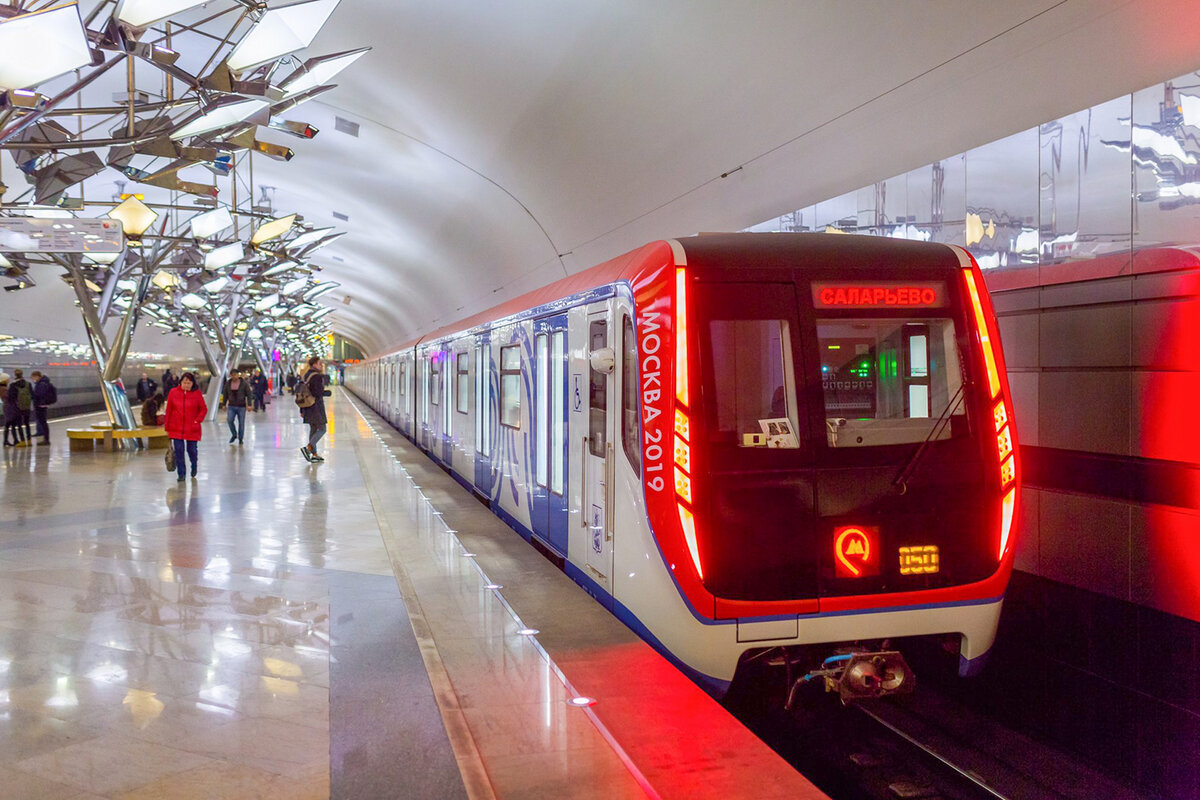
[334,117,359,137]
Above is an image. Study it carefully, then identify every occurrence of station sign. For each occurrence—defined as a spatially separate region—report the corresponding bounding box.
[0,217,124,254]
[812,281,946,309]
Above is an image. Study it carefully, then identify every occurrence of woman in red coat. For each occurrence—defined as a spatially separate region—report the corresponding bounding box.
[164,372,208,481]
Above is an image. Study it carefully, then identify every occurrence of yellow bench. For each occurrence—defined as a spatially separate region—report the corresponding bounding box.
[67,426,170,452]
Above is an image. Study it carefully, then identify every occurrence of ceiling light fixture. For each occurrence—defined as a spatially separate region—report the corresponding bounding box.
[204,241,244,270]
[107,196,158,238]
[251,214,296,245]
[180,292,207,310]
[0,4,93,91]
[114,0,208,29]
[202,275,228,293]
[282,276,308,295]
[189,206,233,239]
[285,226,339,252]
[170,97,270,140]
[225,0,341,74]
[279,46,370,98]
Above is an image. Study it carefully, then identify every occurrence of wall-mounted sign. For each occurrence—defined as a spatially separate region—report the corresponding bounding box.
[0,217,123,254]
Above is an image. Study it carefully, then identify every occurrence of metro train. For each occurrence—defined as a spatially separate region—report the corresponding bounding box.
[347,233,1020,697]
[0,357,211,418]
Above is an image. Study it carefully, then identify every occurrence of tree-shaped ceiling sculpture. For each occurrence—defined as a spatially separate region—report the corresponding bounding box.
[0,0,368,355]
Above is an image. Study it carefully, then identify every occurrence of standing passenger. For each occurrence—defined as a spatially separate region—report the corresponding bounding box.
[298,356,330,462]
[30,370,55,445]
[251,369,268,412]
[161,369,176,395]
[164,372,207,481]
[1,374,21,447]
[8,369,32,446]
[220,369,251,444]
[136,372,157,402]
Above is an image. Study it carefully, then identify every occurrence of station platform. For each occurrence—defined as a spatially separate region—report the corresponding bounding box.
[0,389,824,799]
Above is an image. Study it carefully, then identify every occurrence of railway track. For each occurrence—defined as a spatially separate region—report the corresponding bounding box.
[726,667,1150,800]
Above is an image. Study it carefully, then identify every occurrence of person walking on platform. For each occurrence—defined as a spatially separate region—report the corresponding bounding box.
[1,374,23,447]
[220,369,251,444]
[298,356,331,463]
[136,372,157,403]
[8,369,33,446]
[30,371,56,445]
[286,372,297,395]
[161,369,176,395]
[164,372,207,481]
[251,369,268,412]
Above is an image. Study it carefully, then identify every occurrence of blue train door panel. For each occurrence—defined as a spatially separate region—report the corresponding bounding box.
[531,314,569,556]
[474,333,495,498]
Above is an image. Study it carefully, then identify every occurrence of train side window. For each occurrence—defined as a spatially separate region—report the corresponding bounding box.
[399,362,407,398]
[456,352,469,414]
[621,314,641,474]
[588,320,607,457]
[551,330,565,495]
[536,333,548,488]
[500,344,521,428]
[430,355,441,406]
[474,344,484,450]
[708,319,801,448]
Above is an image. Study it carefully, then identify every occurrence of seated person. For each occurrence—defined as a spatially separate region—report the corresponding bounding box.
[141,392,165,427]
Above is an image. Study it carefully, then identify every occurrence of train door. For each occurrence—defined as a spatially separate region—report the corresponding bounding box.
[531,314,569,556]
[583,303,614,593]
[442,349,454,464]
[693,280,820,605]
[474,332,494,498]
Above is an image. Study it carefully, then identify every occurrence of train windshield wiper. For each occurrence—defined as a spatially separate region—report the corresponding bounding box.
[892,382,966,493]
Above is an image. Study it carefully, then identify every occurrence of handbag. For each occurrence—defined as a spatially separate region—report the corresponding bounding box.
[165,443,176,472]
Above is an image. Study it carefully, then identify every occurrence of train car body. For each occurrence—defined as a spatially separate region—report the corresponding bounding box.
[348,234,1019,695]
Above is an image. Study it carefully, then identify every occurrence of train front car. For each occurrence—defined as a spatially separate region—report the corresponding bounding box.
[626,234,1019,700]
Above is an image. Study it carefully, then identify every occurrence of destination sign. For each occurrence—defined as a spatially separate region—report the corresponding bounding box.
[812,281,946,309]
[0,217,124,254]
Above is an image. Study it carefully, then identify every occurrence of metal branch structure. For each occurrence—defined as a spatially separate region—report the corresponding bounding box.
[0,1,365,428]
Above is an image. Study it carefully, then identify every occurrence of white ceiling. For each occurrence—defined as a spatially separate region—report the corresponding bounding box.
[6,0,1200,356]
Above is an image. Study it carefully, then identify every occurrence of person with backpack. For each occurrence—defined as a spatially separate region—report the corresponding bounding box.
[164,372,208,481]
[30,370,56,445]
[7,369,33,446]
[297,356,331,462]
[1,374,23,447]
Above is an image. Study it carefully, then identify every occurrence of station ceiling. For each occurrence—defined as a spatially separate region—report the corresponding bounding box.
[9,0,1200,357]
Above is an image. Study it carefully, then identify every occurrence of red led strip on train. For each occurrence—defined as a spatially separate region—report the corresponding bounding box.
[812,282,946,309]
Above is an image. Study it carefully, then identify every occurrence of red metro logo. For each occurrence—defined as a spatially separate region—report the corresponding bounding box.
[834,525,881,578]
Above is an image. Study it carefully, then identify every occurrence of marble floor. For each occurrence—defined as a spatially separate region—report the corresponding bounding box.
[0,389,822,800]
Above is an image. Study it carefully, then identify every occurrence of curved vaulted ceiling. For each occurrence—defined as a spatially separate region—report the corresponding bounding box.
[5,0,1200,357]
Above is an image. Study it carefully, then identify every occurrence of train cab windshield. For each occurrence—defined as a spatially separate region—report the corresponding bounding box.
[818,316,964,449]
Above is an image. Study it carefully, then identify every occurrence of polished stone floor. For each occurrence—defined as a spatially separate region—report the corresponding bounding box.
[0,390,822,800]
[0,393,465,799]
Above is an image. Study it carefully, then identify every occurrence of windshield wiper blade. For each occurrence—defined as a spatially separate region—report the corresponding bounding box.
[892,382,966,493]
